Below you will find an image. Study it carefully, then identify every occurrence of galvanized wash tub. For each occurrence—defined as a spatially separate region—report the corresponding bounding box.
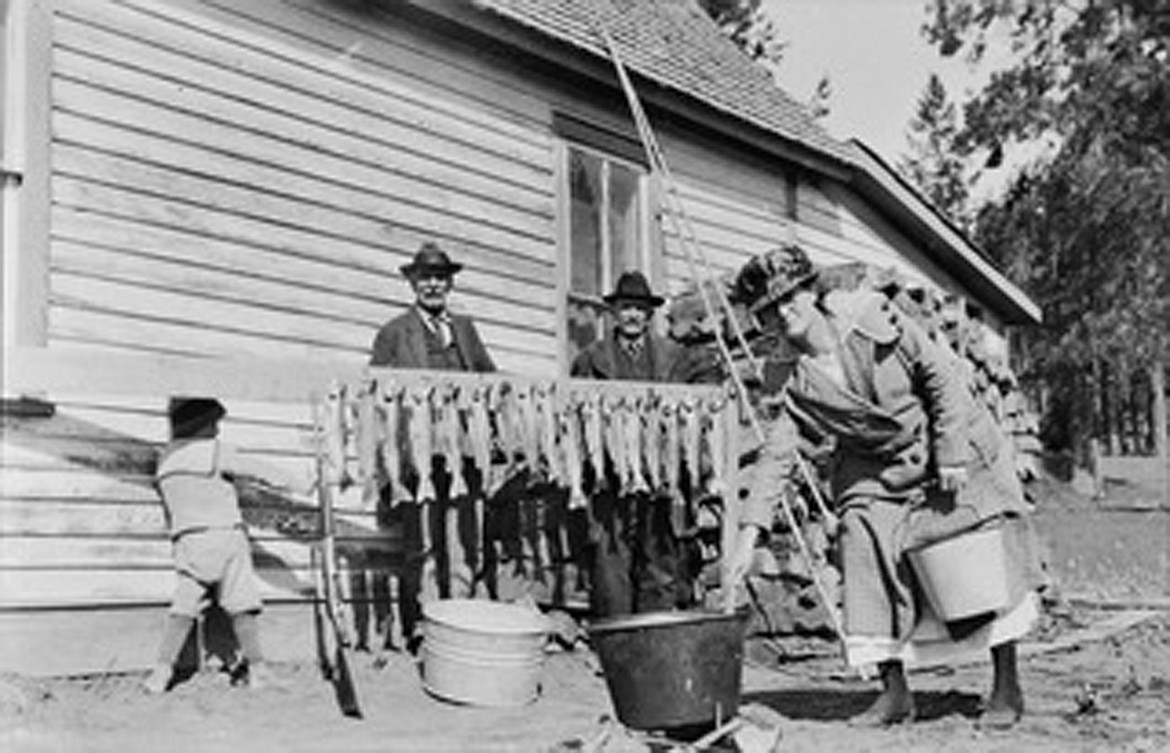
[421,599,550,707]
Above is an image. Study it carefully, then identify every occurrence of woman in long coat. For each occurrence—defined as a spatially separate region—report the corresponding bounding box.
[728,245,1039,729]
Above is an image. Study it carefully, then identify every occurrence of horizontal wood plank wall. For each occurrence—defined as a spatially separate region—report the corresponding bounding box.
[48,0,559,375]
[653,133,862,297]
[0,386,406,675]
[8,0,575,674]
[0,391,390,608]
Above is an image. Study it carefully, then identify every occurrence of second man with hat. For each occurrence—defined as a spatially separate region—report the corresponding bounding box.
[571,270,689,382]
[571,270,708,618]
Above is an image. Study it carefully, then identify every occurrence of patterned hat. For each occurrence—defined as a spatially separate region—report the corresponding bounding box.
[733,244,818,313]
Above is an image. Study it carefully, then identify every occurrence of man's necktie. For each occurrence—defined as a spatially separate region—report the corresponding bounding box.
[430,315,453,348]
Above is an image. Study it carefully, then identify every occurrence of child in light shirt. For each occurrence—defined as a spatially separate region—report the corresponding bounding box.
[144,397,305,693]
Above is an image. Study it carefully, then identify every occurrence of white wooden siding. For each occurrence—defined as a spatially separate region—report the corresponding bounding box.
[2,0,1018,677]
[48,0,559,372]
[4,0,570,673]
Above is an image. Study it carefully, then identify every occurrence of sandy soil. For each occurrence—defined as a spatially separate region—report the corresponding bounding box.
[2,481,1167,753]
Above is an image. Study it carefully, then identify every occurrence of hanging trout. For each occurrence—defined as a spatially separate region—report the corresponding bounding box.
[580,391,607,493]
[641,392,663,495]
[704,396,729,498]
[437,384,468,499]
[466,385,494,588]
[355,378,381,510]
[466,386,493,485]
[407,385,438,600]
[437,384,472,596]
[535,382,561,484]
[488,381,516,491]
[680,397,703,499]
[558,399,588,512]
[622,395,649,495]
[376,379,411,508]
[321,380,349,489]
[407,386,436,504]
[515,381,540,476]
[602,393,628,494]
[661,397,687,537]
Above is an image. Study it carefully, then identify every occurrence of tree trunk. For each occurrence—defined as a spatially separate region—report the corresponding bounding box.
[1150,363,1167,511]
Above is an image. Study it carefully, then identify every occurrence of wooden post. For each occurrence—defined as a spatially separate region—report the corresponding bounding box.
[719,392,741,613]
[1152,362,1168,511]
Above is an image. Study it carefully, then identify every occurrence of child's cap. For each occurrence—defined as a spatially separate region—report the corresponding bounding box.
[168,397,226,439]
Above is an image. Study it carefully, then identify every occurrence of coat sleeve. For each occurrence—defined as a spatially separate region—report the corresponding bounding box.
[369,322,398,367]
[570,341,607,379]
[892,307,973,470]
[739,401,799,530]
[449,318,496,374]
[569,349,591,378]
[462,318,497,373]
[667,342,724,384]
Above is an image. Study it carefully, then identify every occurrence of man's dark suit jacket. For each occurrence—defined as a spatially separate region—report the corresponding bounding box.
[369,307,496,372]
[570,329,721,383]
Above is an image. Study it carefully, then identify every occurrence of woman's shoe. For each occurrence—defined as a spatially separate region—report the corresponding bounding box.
[977,696,1024,730]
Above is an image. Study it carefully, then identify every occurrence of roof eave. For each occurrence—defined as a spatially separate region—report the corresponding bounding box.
[848,140,1042,326]
[400,0,853,181]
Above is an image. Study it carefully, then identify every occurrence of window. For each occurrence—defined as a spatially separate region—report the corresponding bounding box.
[564,143,651,364]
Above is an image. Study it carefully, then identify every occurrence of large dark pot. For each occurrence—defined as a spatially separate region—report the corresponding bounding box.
[587,609,748,734]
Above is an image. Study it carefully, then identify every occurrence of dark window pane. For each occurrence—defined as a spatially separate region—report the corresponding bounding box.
[569,149,603,296]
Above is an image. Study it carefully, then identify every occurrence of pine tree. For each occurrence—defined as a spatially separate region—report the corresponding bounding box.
[898,73,971,228]
[697,0,785,65]
[923,0,1170,458]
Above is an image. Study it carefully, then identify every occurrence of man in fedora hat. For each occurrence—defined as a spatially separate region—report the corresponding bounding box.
[370,241,495,373]
[368,241,494,654]
[571,270,688,382]
[571,270,704,618]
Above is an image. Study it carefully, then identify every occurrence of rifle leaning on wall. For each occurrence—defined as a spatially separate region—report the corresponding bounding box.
[312,387,364,718]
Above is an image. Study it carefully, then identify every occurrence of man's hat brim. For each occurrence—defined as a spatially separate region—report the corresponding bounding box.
[400,261,463,277]
[400,242,463,278]
[602,291,665,308]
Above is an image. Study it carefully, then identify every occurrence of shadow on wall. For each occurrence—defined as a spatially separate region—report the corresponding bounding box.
[0,396,338,668]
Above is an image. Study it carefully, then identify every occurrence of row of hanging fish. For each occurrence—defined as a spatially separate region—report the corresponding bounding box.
[317,378,737,516]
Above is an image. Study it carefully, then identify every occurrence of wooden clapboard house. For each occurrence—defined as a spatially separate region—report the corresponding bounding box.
[0,0,1040,676]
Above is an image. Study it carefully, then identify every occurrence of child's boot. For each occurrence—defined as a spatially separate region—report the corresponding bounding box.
[142,663,173,694]
[245,661,281,691]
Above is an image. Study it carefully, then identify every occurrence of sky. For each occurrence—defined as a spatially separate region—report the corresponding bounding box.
[762,0,986,167]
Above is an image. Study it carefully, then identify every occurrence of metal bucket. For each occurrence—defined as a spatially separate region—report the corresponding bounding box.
[587,609,748,733]
[421,599,550,707]
[907,525,1012,621]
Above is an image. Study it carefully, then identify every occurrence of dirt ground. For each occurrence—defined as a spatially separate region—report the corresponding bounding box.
[2,479,1167,753]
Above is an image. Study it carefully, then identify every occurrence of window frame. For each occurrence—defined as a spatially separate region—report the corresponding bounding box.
[564,139,653,310]
[2,0,51,349]
[556,129,660,375]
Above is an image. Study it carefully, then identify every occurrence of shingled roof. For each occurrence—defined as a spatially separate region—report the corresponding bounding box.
[465,0,1037,324]
[472,0,853,166]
